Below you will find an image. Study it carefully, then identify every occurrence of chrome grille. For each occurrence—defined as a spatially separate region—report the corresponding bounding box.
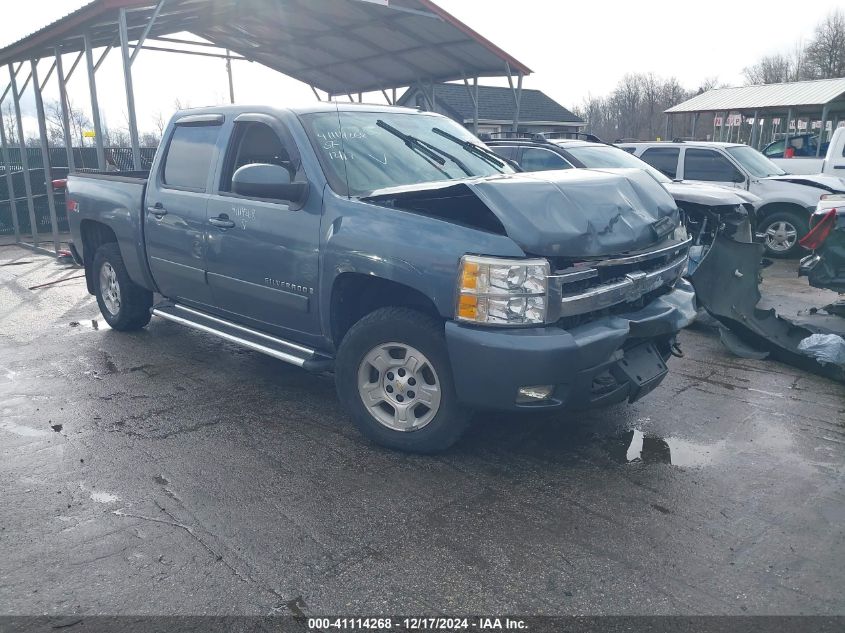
[548,237,691,321]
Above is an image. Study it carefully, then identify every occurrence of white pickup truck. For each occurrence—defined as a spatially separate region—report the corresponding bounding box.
[769,126,845,176]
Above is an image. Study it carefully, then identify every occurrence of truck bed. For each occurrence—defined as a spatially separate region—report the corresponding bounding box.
[66,169,155,294]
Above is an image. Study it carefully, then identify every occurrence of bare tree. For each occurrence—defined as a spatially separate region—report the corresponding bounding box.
[743,10,845,83]
[140,132,160,148]
[45,98,92,147]
[2,103,18,145]
[613,74,643,140]
[743,54,793,85]
[804,9,845,79]
[152,111,167,138]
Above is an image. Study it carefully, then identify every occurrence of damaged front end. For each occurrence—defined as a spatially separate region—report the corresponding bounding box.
[799,206,845,294]
[690,235,845,382]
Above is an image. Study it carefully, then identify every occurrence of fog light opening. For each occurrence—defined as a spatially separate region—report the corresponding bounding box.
[516,385,554,404]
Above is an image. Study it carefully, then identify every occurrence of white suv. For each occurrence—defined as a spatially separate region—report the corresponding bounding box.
[621,141,845,257]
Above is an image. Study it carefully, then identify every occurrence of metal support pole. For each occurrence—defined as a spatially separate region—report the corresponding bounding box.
[785,107,793,157]
[0,103,21,242]
[473,77,479,135]
[512,73,523,133]
[226,50,235,104]
[750,109,759,148]
[8,62,38,246]
[119,8,141,170]
[817,105,829,156]
[31,59,60,252]
[84,33,106,170]
[462,75,479,135]
[690,113,699,140]
[55,48,75,171]
[664,114,669,140]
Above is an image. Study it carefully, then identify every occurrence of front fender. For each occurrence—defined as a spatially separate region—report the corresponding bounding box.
[318,192,524,339]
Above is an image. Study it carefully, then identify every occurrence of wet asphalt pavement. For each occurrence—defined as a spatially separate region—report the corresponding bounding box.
[1,244,843,616]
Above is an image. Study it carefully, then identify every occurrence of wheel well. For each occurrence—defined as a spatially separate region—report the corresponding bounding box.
[330,273,442,346]
[80,220,118,294]
[756,202,808,223]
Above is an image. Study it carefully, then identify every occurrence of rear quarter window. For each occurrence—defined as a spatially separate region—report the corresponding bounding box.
[640,147,680,178]
[162,125,221,191]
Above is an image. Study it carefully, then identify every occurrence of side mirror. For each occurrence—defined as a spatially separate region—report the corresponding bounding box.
[731,170,746,184]
[232,163,307,203]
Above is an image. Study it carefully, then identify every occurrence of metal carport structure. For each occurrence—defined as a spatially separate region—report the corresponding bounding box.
[665,78,845,152]
[0,0,531,254]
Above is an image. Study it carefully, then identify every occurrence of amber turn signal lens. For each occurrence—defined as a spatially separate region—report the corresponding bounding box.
[460,261,479,290]
[457,294,478,319]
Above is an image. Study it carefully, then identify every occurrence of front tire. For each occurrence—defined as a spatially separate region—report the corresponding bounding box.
[760,211,808,258]
[335,307,469,453]
[92,243,153,331]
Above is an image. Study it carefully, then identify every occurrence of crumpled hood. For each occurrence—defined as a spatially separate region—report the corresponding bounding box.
[765,173,845,193]
[465,167,679,257]
[362,168,679,258]
[664,181,761,208]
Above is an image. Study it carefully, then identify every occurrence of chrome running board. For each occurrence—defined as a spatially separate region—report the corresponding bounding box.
[152,303,333,372]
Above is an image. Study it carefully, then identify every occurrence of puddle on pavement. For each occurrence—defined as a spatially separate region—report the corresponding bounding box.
[603,429,723,467]
[0,421,53,438]
[90,491,120,504]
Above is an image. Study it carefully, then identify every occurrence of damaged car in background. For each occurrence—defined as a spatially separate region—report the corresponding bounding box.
[485,133,761,273]
[800,195,845,299]
[64,104,696,453]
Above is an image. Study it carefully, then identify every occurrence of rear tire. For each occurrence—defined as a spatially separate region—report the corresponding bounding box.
[92,243,153,331]
[335,307,469,453]
[759,211,808,258]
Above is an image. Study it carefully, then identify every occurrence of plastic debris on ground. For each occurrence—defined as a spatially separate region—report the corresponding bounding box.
[797,333,845,368]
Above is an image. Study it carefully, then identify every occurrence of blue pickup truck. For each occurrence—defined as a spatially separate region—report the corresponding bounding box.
[66,103,695,452]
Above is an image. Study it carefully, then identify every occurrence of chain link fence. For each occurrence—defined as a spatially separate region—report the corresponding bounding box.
[0,147,157,240]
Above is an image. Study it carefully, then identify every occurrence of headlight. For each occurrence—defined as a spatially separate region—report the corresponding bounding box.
[456,255,549,325]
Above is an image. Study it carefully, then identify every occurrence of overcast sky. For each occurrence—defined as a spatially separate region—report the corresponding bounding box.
[1,0,843,138]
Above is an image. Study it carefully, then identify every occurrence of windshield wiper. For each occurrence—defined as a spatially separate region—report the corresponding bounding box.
[432,127,508,171]
[376,119,472,176]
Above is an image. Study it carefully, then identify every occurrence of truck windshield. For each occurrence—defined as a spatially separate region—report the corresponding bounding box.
[725,146,786,178]
[560,144,671,184]
[301,111,514,196]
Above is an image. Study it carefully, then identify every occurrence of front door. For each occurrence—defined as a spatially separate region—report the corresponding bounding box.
[681,148,747,190]
[145,118,223,305]
[204,116,320,338]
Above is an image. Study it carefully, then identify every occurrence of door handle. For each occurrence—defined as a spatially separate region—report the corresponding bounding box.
[209,216,235,229]
[147,202,167,217]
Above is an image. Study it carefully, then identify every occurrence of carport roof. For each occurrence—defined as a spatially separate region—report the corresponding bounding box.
[666,78,845,114]
[0,0,532,97]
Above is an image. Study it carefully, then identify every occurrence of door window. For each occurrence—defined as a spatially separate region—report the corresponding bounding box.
[162,124,220,191]
[763,139,785,157]
[640,147,680,178]
[683,148,743,182]
[220,122,298,196]
[520,148,572,171]
[490,145,518,161]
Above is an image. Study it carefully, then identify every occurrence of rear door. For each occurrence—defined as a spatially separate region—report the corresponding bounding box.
[639,147,680,179]
[144,115,223,305]
[204,114,320,337]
